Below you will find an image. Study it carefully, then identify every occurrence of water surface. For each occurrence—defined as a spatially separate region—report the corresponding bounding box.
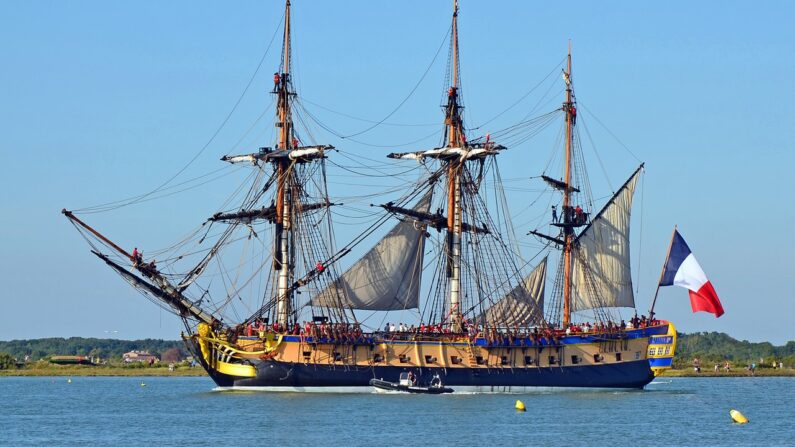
[1,376,790,446]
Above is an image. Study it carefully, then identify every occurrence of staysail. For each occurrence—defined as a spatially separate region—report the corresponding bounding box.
[484,256,547,326]
[570,165,642,312]
[311,193,431,311]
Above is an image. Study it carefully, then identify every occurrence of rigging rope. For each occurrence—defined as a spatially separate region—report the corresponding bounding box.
[71,12,284,214]
[469,57,566,131]
[578,100,642,163]
[299,97,437,127]
[339,24,452,139]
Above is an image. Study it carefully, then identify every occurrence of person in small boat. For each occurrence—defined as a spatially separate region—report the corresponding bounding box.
[407,371,417,386]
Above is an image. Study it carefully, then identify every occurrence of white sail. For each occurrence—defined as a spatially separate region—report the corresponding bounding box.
[571,167,641,312]
[312,193,431,311]
[484,256,546,326]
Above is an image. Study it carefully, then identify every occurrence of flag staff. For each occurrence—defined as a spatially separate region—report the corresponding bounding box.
[649,225,678,318]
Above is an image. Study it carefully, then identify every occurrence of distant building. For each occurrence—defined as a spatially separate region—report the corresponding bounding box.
[122,350,159,364]
[49,356,92,365]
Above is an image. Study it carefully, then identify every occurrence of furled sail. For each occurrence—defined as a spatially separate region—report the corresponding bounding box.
[570,165,642,312]
[312,193,431,311]
[484,256,547,326]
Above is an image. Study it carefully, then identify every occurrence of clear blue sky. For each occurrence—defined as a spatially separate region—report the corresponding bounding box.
[1,1,793,344]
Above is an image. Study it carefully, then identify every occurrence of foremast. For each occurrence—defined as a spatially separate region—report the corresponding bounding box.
[275,0,294,328]
[446,0,464,333]
[205,0,334,329]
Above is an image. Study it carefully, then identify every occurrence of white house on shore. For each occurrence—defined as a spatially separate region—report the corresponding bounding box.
[122,350,159,364]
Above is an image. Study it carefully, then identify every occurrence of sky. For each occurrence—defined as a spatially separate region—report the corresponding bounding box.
[1,1,793,344]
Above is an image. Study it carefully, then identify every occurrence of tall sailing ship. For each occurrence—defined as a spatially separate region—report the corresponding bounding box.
[63,1,677,391]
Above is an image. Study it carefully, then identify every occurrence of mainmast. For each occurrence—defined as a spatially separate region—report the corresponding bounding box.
[562,43,574,327]
[275,0,294,328]
[386,0,505,331]
[446,0,464,332]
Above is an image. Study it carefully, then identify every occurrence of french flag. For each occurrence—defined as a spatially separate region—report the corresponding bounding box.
[659,230,724,317]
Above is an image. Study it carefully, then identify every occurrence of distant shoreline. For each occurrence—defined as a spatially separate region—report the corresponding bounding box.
[660,368,794,378]
[0,366,206,377]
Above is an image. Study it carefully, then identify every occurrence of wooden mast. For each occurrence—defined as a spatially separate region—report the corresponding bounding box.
[562,42,573,328]
[275,0,293,328]
[446,0,463,332]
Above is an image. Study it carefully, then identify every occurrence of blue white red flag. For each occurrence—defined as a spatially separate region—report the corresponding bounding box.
[659,230,724,317]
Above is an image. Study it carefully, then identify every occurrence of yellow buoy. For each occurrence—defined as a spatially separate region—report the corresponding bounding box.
[730,409,748,424]
[515,400,526,412]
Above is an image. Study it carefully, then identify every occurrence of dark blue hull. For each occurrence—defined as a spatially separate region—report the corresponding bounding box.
[193,325,674,391]
[208,358,654,390]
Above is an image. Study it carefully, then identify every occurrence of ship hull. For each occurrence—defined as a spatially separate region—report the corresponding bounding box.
[192,323,676,392]
[209,358,654,390]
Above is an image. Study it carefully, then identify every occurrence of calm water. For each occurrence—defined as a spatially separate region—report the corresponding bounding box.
[1,376,791,446]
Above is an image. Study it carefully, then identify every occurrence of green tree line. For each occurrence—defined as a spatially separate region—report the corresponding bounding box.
[0,337,187,363]
[675,332,795,368]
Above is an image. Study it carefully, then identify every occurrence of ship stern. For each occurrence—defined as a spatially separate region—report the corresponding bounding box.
[647,321,677,376]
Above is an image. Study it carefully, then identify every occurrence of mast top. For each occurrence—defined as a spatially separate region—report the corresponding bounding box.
[451,0,459,90]
[282,0,291,75]
[564,41,572,90]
